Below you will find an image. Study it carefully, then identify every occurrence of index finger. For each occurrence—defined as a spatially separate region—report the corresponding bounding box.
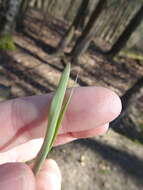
[0,86,121,152]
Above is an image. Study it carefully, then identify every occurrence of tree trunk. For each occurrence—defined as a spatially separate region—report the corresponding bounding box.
[0,0,22,50]
[101,2,121,40]
[112,76,143,125]
[104,1,129,42]
[56,0,90,55]
[16,0,30,31]
[0,0,23,33]
[109,2,131,44]
[71,0,106,63]
[106,4,143,57]
[64,0,76,21]
[121,76,143,112]
[111,76,143,142]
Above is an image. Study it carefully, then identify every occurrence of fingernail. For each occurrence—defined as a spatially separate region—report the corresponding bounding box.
[0,163,35,190]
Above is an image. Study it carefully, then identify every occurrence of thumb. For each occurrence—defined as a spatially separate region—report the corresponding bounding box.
[0,163,36,190]
[36,159,62,190]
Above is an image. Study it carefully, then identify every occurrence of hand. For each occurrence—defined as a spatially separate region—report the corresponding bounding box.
[0,87,121,190]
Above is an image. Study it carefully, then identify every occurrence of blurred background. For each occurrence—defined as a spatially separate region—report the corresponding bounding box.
[0,0,143,189]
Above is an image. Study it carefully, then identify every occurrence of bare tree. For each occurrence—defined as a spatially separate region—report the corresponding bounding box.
[0,0,23,50]
[71,0,106,63]
[16,0,30,31]
[111,76,143,142]
[112,76,143,126]
[55,0,90,55]
[106,4,143,57]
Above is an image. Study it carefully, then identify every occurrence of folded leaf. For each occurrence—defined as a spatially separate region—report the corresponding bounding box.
[33,63,71,175]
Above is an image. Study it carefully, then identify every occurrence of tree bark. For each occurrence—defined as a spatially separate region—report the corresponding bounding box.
[16,0,30,31]
[56,0,90,55]
[109,2,131,44]
[112,76,143,125]
[106,4,143,57]
[64,0,76,21]
[104,1,128,42]
[121,76,143,112]
[101,2,121,40]
[0,0,22,34]
[111,76,143,142]
[0,0,23,50]
[71,0,106,63]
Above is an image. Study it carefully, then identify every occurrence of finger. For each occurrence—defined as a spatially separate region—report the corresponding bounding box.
[0,163,35,190]
[0,87,121,151]
[36,159,61,190]
[0,139,43,164]
[0,123,109,164]
[55,123,109,145]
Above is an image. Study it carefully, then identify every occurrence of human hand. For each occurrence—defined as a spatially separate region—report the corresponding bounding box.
[0,87,121,190]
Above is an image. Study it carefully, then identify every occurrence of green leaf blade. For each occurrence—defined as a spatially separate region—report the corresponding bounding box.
[49,73,78,148]
[47,63,71,145]
[33,63,71,175]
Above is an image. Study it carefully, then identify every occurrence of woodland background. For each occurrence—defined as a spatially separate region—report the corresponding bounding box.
[0,0,143,189]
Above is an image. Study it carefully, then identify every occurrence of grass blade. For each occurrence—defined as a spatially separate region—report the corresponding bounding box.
[49,73,78,148]
[33,63,71,175]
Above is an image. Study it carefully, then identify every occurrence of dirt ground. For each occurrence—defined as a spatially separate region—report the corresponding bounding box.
[0,9,143,190]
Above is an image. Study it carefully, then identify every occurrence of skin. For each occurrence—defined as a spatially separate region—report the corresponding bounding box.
[0,86,121,190]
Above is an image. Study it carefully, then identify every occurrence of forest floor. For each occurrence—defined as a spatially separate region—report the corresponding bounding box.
[0,9,143,190]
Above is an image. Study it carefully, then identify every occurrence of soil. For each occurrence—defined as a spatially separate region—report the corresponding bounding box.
[0,8,143,190]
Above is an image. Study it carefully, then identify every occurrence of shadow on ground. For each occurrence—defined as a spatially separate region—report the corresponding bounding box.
[110,118,143,145]
[16,43,88,86]
[76,138,143,185]
[0,51,54,96]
